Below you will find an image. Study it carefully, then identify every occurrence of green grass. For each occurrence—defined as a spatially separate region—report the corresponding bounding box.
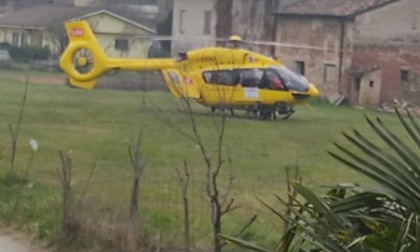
[0,75,411,250]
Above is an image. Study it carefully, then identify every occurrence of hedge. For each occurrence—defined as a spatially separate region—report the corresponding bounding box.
[9,45,51,62]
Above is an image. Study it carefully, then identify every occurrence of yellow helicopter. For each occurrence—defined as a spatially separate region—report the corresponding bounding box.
[59,21,319,120]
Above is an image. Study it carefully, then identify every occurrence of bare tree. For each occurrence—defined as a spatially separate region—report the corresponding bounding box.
[149,92,238,252]
[57,149,73,237]
[125,130,146,252]
[177,160,191,252]
[9,76,30,174]
[46,21,69,57]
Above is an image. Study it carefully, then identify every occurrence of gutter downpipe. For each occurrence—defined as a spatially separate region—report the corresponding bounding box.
[270,0,280,57]
[338,18,345,95]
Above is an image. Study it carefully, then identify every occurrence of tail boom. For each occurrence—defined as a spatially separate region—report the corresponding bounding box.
[59,20,176,89]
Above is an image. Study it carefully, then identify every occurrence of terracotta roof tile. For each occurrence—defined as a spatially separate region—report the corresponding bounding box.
[277,0,400,17]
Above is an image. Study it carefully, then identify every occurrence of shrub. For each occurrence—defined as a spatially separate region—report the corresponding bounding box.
[9,45,50,62]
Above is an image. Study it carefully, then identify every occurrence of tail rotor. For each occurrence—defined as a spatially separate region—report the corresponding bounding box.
[72,48,95,74]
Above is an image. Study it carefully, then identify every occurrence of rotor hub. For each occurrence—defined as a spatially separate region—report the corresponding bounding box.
[77,57,88,67]
[72,48,94,74]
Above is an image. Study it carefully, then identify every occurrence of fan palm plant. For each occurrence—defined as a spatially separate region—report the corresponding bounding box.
[220,108,420,251]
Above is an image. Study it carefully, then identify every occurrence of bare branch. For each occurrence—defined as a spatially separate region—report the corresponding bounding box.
[220,214,259,248]
[57,149,73,236]
[82,164,97,197]
[9,76,30,172]
[177,160,191,252]
[221,198,241,215]
[125,129,145,252]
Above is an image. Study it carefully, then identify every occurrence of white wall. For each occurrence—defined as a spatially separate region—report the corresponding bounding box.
[171,0,216,54]
[0,27,31,47]
[84,13,155,58]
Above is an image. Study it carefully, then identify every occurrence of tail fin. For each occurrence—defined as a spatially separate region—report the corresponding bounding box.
[59,21,176,90]
[59,21,108,89]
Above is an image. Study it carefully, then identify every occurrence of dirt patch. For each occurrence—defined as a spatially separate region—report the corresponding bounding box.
[0,229,49,252]
[1,74,65,86]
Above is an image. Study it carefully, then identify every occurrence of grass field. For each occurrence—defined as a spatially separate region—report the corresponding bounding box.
[0,73,411,250]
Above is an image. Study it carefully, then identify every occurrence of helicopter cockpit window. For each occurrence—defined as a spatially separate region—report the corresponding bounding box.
[202,70,236,85]
[203,72,212,83]
[271,66,309,92]
[261,70,285,90]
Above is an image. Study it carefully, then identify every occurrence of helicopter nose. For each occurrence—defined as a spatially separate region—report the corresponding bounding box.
[308,84,319,97]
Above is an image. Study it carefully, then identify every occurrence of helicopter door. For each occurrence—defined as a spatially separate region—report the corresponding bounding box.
[201,70,240,106]
[235,69,264,103]
[162,70,200,99]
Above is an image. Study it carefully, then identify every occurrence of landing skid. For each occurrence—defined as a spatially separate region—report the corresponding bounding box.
[280,110,295,120]
[209,105,295,121]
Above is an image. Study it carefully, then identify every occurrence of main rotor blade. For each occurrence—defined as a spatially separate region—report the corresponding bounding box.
[128,35,330,51]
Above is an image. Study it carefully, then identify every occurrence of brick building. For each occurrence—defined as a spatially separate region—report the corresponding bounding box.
[274,0,420,106]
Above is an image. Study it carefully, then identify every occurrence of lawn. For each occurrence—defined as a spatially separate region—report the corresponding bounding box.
[0,74,411,250]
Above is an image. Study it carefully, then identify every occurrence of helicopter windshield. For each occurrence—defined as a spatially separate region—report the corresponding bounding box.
[271,66,309,92]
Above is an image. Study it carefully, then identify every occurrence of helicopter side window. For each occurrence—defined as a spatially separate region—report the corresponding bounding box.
[202,70,236,85]
[238,69,264,87]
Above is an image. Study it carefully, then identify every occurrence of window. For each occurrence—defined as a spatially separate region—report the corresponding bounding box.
[115,39,128,51]
[401,69,409,85]
[168,71,180,85]
[354,77,361,91]
[262,69,285,90]
[324,64,337,83]
[295,61,305,75]
[12,32,19,46]
[203,11,212,35]
[179,10,186,34]
[272,66,310,92]
[20,33,28,46]
[239,69,264,87]
[203,70,236,85]
[369,80,374,88]
[202,69,264,87]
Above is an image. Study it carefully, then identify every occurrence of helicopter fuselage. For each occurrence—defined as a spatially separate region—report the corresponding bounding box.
[59,21,319,118]
[160,47,319,110]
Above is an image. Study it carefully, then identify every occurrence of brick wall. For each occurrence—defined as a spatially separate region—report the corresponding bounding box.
[274,17,354,97]
[349,44,420,106]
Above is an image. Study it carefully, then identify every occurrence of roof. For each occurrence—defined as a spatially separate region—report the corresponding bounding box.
[0,5,94,28]
[78,10,156,33]
[0,5,156,33]
[276,0,400,17]
[16,0,74,8]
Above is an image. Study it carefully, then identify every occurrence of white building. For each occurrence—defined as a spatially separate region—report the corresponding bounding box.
[170,0,302,56]
[171,0,216,55]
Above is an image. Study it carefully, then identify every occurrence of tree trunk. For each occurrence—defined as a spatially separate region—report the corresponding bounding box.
[215,0,233,39]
